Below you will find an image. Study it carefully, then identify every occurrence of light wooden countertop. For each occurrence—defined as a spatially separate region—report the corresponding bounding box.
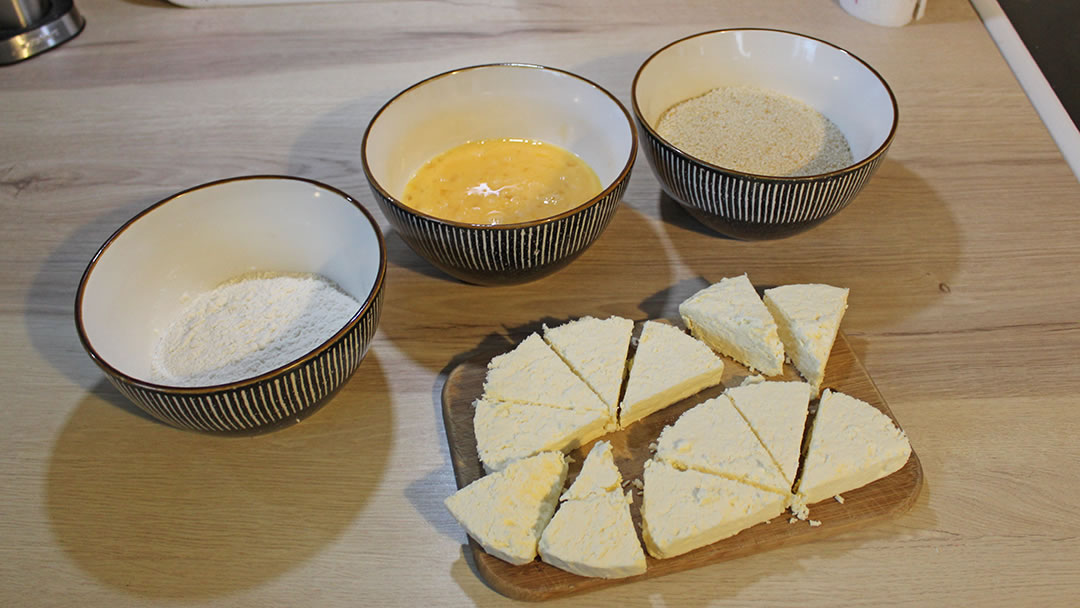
[3,0,1078,605]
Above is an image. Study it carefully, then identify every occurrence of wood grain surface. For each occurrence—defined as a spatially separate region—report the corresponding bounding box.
[442,330,923,601]
[2,0,1080,606]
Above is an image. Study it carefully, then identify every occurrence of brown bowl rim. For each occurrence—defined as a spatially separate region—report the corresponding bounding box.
[73,174,388,393]
[631,27,899,181]
[361,62,638,231]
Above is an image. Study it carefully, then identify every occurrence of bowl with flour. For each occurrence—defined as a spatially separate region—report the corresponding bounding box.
[632,29,898,239]
[75,176,387,433]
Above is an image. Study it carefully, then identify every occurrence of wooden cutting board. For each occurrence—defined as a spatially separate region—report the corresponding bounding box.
[441,327,923,601]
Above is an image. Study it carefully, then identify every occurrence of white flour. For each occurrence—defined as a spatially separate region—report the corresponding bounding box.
[151,272,360,387]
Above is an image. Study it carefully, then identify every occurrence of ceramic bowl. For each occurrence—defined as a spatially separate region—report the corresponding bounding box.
[75,176,387,434]
[362,63,637,285]
[632,29,898,239]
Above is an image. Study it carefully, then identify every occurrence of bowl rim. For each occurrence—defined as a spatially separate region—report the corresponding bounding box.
[74,174,388,393]
[361,62,638,230]
[631,27,899,181]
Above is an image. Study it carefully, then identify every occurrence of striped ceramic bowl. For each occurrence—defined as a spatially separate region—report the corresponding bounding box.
[633,29,898,239]
[75,176,387,434]
[362,64,637,285]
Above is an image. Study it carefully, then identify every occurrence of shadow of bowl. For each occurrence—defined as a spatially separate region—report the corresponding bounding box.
[45,352,392,599]
[661,159,961,330]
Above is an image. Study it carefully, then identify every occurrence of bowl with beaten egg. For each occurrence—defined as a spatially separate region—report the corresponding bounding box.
[362,63,637,285]
[75,176,387,434]
[632,29,898,239]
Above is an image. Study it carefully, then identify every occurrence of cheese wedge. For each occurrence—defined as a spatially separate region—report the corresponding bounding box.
[539,492,646,578]
[483,333,609,420]
[474,398,610,472]
[725,381,811,488]
[444,451,568,566]
[654,394,790,496]
[797,389,912,505]
[640,459,788,559]
[543,316,633,420]
[619,321,725,428]
[763,283,849,395]
[560,440,622,502]
[679,274,785,376]
[539,441,647,578]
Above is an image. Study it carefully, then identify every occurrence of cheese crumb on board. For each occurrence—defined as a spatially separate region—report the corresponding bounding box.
[789,495,810,521]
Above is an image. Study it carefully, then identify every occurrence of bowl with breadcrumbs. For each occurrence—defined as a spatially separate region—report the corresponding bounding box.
[632,29,898,239]
[75,175,387,433]
[362,63,637,285]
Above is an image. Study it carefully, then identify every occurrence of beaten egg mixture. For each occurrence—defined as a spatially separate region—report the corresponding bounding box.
[402,138,602,225]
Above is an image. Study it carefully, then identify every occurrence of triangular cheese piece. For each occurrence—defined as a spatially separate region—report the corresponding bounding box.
[679,274,785,376]
[726,381,811,488]
[543,316,633,421]
[444,452,568,565]
[560,440,622,502]
[619,321,725,428]
[763,283,849,395]
[539,492,646,578]
[539,441,647,578]
[474,398,609,472]
[483,333,609,417]
[640,459,788,559]
[654,394,790,495]
[796,390,912,505]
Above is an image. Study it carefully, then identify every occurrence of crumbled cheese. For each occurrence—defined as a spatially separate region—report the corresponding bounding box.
[789,496,810,521]
[809,519,822,527]
[834,494,845,504]
[631,478,644,490]
[740,374,767,386]
[789,517,798,524]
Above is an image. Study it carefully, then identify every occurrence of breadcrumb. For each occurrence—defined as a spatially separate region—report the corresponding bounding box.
[656,85,854,177]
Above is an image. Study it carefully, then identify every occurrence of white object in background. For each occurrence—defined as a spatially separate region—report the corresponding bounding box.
[838,0,927,27]
[167,0,356,7]
[971,0,1080,183]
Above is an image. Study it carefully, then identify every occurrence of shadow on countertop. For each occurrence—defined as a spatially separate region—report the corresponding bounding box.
[45,351,392,599]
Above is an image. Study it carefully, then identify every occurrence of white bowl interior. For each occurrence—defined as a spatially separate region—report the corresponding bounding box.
[365,64,635,201]
[79,178,382,384]
[634,30,895,164]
